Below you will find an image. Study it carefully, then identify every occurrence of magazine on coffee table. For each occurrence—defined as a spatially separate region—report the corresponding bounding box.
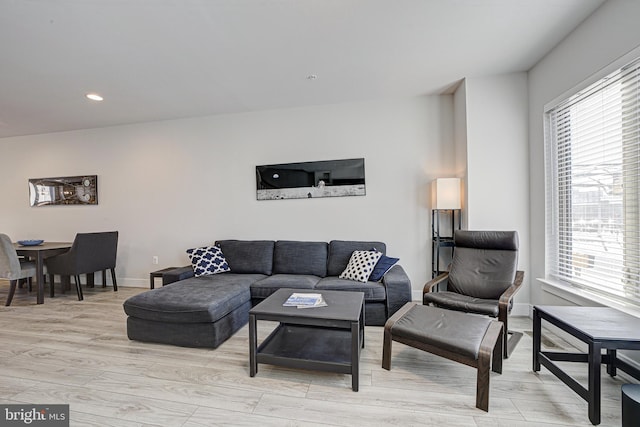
[283,292,327,308]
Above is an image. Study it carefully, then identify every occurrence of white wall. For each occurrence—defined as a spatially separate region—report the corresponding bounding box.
[457,73,530,313]
[528,0,640,306]
[453,80,468,227]
[0,96,453,290]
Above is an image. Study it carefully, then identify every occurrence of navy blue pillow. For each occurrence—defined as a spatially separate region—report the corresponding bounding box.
[369,248,399,282]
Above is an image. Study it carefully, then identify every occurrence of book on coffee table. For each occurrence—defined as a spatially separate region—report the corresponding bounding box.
[283,293,327,308]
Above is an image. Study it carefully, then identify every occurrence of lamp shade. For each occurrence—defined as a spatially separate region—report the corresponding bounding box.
[432,178,461,210]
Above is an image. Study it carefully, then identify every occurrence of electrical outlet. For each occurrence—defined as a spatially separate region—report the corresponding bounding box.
[152,256,159,265]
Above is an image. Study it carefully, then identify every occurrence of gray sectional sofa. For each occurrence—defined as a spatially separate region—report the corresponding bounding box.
[123,240,412,348]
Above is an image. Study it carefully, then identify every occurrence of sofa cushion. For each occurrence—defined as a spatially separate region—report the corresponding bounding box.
[250,274,321,299]
[215,240,275,275]
[327,240,386,276]
[186,245,230,277]
[273,241,328,277]
[315,277,386,301]
[339,250,382,283]
[123,273,266,323]
[423,291,501,317]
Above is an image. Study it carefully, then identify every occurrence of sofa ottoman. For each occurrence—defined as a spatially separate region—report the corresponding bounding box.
[124,273,266,348]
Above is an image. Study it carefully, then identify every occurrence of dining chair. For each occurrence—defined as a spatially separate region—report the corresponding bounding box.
[0,233,37,306]
[46,231,118,301]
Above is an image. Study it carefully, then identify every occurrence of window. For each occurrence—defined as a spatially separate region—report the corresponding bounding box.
[545,56,640,307]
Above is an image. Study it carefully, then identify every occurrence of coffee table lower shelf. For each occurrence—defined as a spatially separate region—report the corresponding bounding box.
[257,324,358,374]
[251,323,363,391]
[248,288,365,392]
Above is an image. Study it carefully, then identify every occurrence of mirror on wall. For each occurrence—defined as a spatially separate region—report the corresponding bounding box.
[28,175,98,206]
[256,158,365,200]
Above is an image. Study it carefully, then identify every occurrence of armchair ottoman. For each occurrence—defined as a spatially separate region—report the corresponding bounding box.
[382,302,503,412]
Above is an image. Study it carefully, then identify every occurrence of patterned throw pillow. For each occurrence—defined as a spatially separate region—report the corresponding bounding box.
[186,245,230,277]
[339,250,383,283]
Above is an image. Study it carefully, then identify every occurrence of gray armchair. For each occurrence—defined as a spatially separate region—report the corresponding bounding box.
[423,230,524,358]
[46,231,118,301]
[0,233,37,306]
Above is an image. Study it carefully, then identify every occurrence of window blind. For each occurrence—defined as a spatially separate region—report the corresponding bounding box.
[545,56,640,307]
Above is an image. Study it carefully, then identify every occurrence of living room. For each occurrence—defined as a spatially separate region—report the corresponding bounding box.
[2,1,640,426]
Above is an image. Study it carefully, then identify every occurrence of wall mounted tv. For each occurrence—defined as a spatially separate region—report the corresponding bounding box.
[256,158,365,200]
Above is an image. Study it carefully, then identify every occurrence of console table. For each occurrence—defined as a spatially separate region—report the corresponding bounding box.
[533,305,640,425]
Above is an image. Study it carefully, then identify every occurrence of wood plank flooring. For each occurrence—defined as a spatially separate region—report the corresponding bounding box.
[0,284,633,426]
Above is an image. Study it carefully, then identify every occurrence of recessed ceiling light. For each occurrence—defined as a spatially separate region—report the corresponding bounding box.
[306,74,318,80]
[85,93,104,101]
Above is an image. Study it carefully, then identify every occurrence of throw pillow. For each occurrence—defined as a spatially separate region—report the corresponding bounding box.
[369,253,400,282]
[186,245,230,277]
[339,250,382,283]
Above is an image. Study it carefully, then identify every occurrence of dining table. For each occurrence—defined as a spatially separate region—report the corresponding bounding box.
[13,241,72,304]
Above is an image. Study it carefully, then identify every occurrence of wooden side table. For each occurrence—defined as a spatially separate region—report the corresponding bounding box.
[149,267,178,289]
[533,305,640,425]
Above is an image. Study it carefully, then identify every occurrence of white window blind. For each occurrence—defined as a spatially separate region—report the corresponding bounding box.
[545,56,640,307]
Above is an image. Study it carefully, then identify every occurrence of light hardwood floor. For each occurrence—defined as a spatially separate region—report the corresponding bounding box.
[0,284,632,426]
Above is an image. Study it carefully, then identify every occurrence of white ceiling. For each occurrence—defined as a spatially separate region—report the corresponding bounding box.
[0,0,605,139]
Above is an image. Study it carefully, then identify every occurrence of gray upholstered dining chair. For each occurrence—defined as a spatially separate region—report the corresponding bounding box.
[46,231,118,301]
[0,233,37,306]
[423,230,524,358]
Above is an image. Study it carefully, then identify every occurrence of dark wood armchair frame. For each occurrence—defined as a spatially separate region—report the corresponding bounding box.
[423,270,524,358]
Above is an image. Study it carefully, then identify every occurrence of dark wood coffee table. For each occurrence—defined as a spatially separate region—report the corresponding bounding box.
[533,305,640,425]
[249,288,365,391]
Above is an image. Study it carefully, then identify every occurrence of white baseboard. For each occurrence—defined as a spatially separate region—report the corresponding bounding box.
[115,278,148,288]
